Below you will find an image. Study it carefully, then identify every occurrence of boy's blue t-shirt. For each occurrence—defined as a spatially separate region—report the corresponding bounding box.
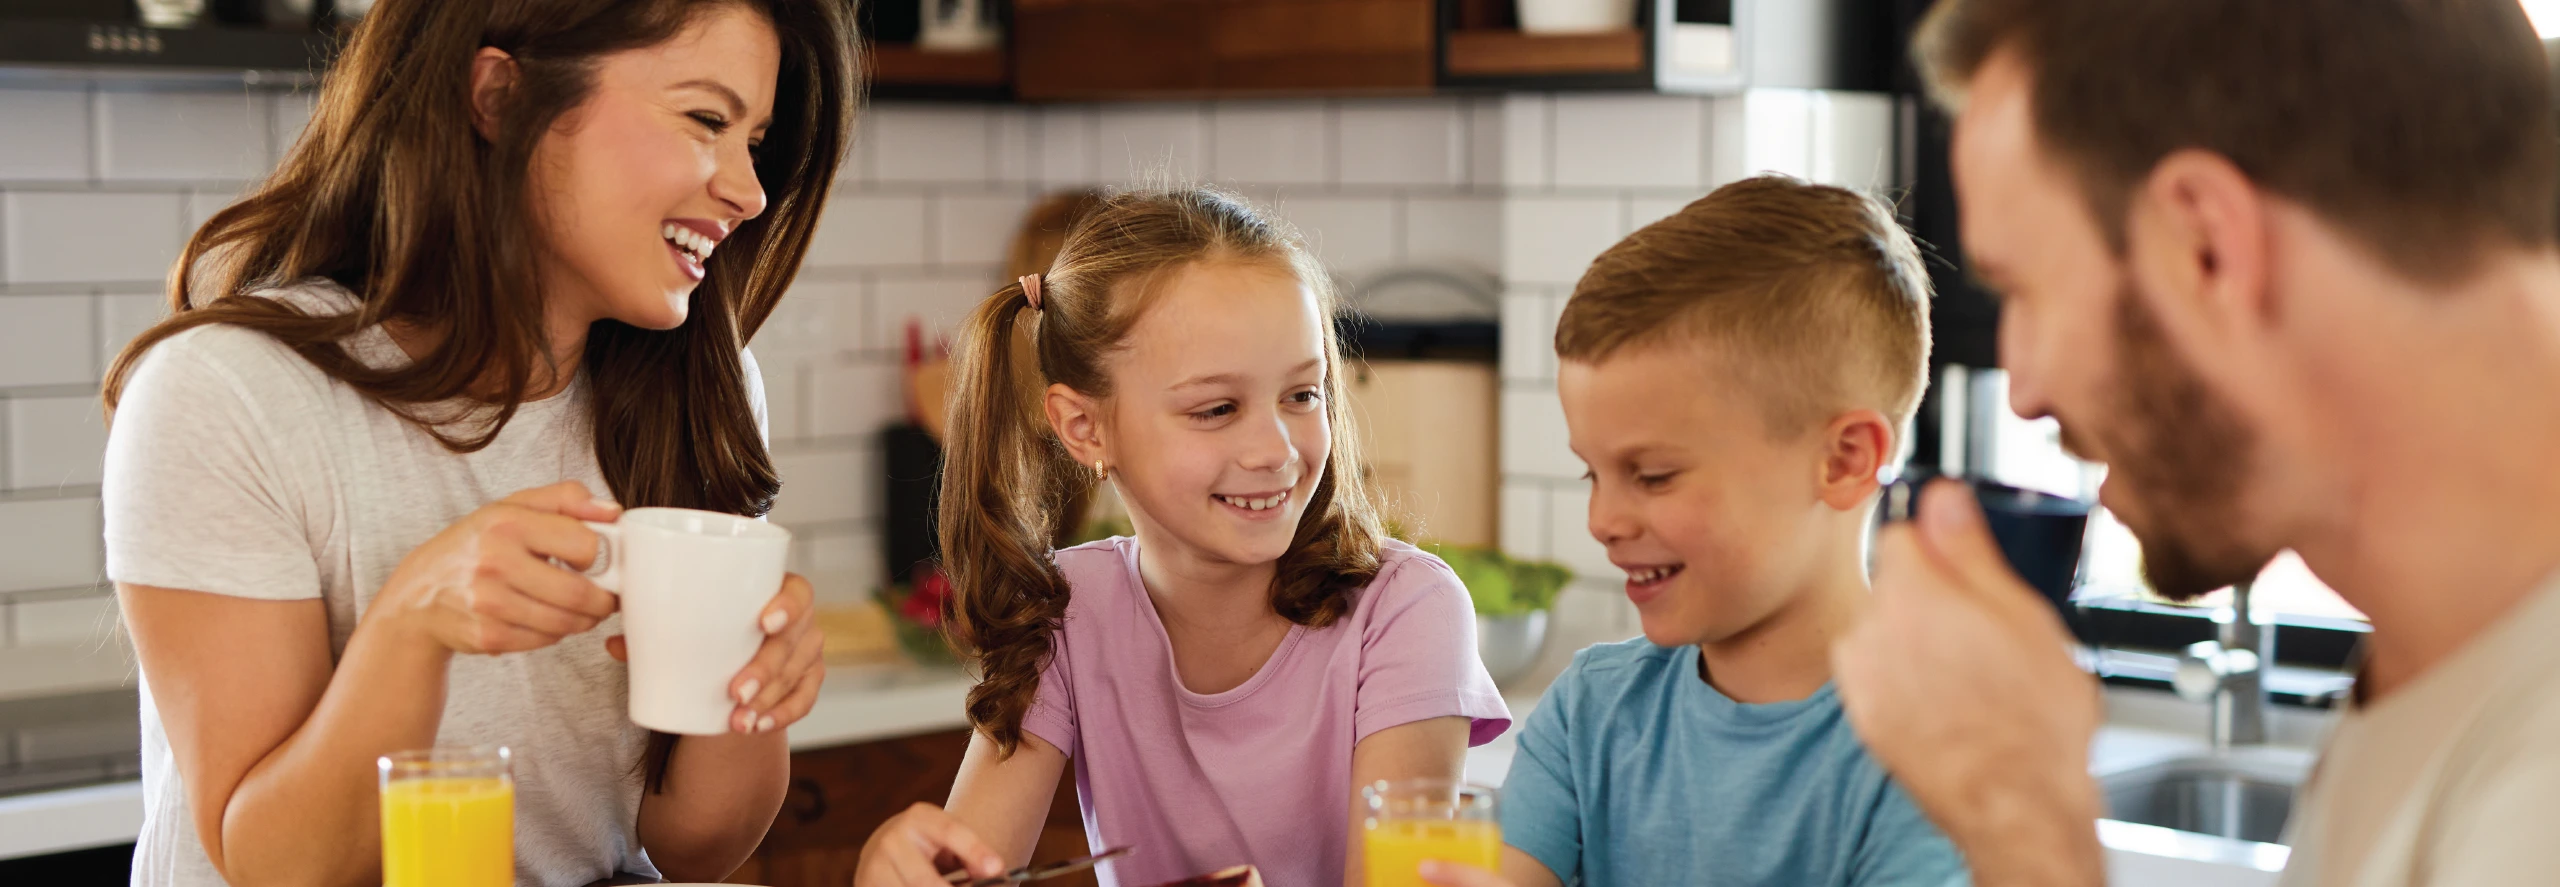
[1498,639,1970,887]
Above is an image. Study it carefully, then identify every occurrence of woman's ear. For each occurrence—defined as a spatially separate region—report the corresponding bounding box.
[1044,383,1106,466]
[468,47,518,141]
[1816,408,1895,511]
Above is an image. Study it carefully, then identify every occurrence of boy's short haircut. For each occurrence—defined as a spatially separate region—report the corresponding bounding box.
[1554,175,1933,436]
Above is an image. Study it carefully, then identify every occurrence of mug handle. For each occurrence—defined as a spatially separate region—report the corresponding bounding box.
[582,521,625,594]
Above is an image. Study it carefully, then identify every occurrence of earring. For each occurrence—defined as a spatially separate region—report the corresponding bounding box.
[1094,460,1108,482]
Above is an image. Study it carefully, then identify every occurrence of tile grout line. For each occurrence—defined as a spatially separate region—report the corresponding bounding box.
[0,385,11,493]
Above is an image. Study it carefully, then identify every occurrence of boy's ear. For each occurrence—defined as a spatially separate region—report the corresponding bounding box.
[1044,383,1105,465]
[1816,409,1895,511]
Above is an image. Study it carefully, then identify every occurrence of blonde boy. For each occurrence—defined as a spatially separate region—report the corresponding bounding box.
[1436,175,1966,887]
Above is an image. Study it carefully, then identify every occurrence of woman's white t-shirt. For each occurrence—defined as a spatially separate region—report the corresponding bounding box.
[103,280,765,887]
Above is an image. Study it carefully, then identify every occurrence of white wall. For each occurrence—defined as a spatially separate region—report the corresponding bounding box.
[0,83,316,699]
[0,78,1893,699]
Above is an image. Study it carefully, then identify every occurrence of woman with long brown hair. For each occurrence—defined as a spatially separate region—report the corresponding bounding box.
[97,1,858,884]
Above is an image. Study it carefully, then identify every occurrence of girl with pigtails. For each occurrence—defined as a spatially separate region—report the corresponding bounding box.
[854,188,1510,887]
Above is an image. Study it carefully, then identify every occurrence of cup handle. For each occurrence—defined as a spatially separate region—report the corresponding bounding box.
[582,521,624,594]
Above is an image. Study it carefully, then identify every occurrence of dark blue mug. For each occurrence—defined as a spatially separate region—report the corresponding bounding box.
[1879,472,2093,618]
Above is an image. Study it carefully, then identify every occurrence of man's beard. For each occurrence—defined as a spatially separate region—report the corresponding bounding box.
[2068,284,2277,602]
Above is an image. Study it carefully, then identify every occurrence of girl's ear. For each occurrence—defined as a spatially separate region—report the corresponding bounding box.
[1045,383,1106,465]
[468,47,518,141]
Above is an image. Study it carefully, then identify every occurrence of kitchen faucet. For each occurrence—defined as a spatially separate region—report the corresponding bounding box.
[2172,581,2272,748]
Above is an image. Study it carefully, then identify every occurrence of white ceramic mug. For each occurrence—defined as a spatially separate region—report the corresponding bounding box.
[583,507,792,735]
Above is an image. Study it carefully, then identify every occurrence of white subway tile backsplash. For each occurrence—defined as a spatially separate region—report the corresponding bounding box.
[807,193,928,268]
[1626,195,1693,233]
[1500,482,1548,560]
[0,498,103,594]
[799,527,885,604]
[0,296,95,388]
[989,108,1034,184]
[1500,387,1579,480]
[1714,89,1817,184]
[98,90,274,182]
[1500,291,1556,383]
[0,88,93,181]
[10,594,114,648]
[757,279,864,363]
[270,90,316,159]
[1094,104,1208,182]
[1811,91,1896,194]
[1337,99,1466,188]
[1497,94,1552,189]
[1033,106,1101,187]
[807,358,902,441]
[1209,102,1332,186]
[184,186,246,235]
[1500,196,1622,286]
[1465,97,1504,190]
[3,191,184,284]
[769,445,874,525]
[1402,195,1503,275]
[1544,483,1614,581]
[868,273,996,351]
[868,104,994,184]
[98,293,169,374]
[7,397,107,490]
[1552,94,1706,190]
[934,192,1034,268]
[759,359,806,442]
[1279,196,1400,280]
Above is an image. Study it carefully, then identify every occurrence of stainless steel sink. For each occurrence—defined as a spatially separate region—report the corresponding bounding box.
[2100,753,2307,846]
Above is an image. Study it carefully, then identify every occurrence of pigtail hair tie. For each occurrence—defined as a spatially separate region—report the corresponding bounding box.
[1019,274,1045,311]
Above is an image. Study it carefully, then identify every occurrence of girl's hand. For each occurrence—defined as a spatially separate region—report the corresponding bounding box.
[856,803,1009,887]
[604,572,823,735]
[373,481,623,655]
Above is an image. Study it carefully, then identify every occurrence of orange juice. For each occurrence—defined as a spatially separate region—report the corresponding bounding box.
[1364,819,1501,887]
[380,776,513,887]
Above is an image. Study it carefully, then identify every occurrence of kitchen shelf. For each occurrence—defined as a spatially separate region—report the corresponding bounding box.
[0,20,332,84]
[870,44,1007,88]
[1443,29,1646,78]
[868,43,1010,102]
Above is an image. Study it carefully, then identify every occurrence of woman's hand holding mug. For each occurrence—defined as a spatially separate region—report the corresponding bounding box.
[371,480,623,656]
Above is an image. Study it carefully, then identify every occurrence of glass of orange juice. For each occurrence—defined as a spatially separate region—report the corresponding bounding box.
[379,746,514,887]
[1362,778,1499,887]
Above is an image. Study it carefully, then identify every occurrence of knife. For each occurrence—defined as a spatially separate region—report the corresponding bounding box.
[943,846,1134,885]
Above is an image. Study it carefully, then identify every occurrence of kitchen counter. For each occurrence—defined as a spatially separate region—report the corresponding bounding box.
[0,663,980,862]
[1,644,2336,887]
[784,663,973,751]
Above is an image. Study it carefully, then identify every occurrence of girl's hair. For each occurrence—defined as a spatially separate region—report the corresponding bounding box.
[1003,188,1109,550]
[99,0,859,787]
[940,188,1386,754]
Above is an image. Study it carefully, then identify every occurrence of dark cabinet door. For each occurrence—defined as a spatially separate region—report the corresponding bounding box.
[735,729,1092,887]
[1014,0,1434,100]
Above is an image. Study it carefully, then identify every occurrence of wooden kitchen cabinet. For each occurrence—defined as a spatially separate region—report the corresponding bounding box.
[727,729,1092,887]
[1434,0,1652,89]
[1013,0,1436,100]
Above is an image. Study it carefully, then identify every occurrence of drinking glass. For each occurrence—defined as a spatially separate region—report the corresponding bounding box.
[379,746,513,887]
[1361,778,1500,887]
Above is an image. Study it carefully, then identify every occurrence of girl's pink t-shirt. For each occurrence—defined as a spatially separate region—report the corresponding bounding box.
[1021,537,1512,887]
